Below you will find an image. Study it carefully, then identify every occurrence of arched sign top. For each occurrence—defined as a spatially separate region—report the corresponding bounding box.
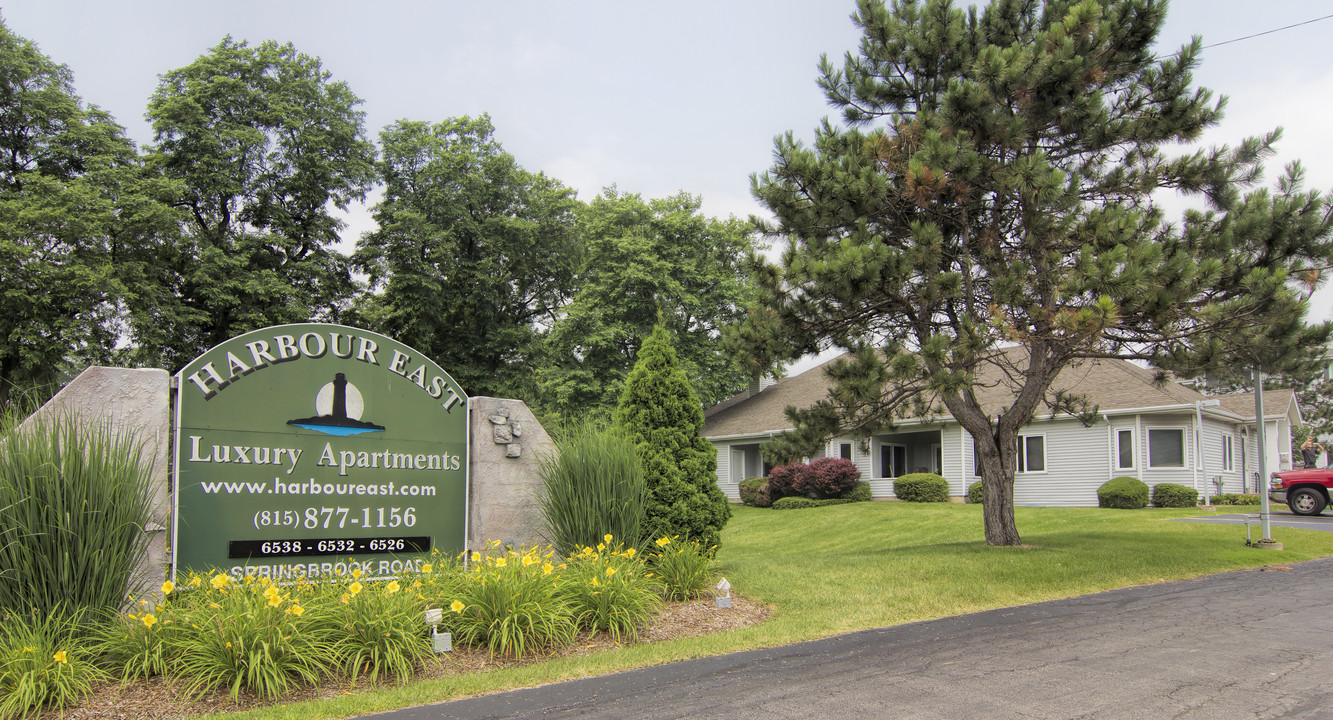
[173,324,469,581]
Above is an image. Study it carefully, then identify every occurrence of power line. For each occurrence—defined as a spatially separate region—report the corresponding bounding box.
[1202,12,1333,50]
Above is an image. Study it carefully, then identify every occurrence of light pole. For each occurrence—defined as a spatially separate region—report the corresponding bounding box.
[1252,366,1282,550]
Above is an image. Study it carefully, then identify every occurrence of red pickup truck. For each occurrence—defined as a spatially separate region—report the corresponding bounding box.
[1269,468,1333,516]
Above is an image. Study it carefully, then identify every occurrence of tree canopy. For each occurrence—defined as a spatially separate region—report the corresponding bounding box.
[352,115,581,400]
[133,37,377,370]
[0,21,171,407]
[727,0,1333,545]
[537,189,756,419]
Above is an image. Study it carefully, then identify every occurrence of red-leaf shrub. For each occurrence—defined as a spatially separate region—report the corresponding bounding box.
[765,462,813,499]
[799,457,862,498]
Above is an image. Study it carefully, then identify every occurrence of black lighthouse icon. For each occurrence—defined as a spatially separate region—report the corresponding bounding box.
[287,373,385,436]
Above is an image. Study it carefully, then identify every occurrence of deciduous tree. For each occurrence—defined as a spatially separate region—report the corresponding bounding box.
[135,37,376,370]
[0,20,171,407]
[352,115,579,399]
[538,189,756,417]
[728,0,1333,545]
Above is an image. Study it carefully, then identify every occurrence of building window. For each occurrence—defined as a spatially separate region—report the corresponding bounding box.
[840,443,853,460]
[880,443,907,478]
[1017,434,1045,473]
[1148,428,1186,468]
[1221,434,1234,472]
[1117,429,1134,470]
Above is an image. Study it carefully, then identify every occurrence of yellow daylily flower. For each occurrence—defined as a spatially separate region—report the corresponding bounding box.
[210,574,231,590]
[53,650,67,664]
[339,593,350,604]
[606,567,617,577]
[625,548,636,558]
[385,581,401,594]
[542,563,553,575]
[471,551,481,562]
[495,557,507,568]
[160,580,175,595]
[421,563,433,574]
[450,599,465,613]
[655,537,671,547]
[287,604,305,616]
[349,581,363,596]
[142,614,158,629]
[604,534,613,544]
[352,568,363,579]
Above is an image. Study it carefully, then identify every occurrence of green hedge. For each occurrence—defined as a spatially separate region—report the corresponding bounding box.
[1151,482,1198,508]
[1210,493,1261,506]
[894,473,949,503]
[769,481,873,509]
[1098,476,1148,509]
[966,480,984,504]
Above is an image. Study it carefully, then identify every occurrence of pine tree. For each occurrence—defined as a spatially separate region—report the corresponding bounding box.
[728,0,1333,545]
[614,323,731,550]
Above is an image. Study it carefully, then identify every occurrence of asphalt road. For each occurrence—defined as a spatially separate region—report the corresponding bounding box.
[364,556,1333,720]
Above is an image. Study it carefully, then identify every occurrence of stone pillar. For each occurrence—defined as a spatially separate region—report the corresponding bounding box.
[467,397,553,549]
[22,367,172,594]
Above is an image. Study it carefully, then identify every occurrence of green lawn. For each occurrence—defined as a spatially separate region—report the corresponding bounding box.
[217,502,1333,718]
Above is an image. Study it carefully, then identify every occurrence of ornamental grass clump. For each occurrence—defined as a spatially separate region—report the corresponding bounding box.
[560,535,661,643]
[537,422,647,557]
[0,607,104,720]
[648,537,715,601]
[0,411,155,616]
[446,542,576,659]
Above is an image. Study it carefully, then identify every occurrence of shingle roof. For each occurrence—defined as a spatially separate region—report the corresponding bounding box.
[702,348,1239,438]
[1215,388,1295,420]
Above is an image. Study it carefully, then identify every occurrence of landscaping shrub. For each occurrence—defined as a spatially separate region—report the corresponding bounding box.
[0,606,104,720]
[843,481,872,502]
[448,544,577,659]
[1211,493,1261,506]
[615,324,731,551]
[1151,483,1199,508]
[773,497,846,509]
[1098,476,1149,509]
[0,412,155,616]
[967,480,984,504]
[738,477,773,507]
[537,421,647,556]
[893,473,950,502]
[560,536,662,643]
[648,537,715,601]
[799,457,862,498]
[765,462,813,499]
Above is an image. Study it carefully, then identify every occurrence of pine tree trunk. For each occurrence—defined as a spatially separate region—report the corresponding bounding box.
[978,442,1021,546]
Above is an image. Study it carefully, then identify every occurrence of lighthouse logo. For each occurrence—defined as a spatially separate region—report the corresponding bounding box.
[287,372,385,436]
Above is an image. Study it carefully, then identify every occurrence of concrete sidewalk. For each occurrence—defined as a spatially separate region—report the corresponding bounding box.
[363,557,1333,720]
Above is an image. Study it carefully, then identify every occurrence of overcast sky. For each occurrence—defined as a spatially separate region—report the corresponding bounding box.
[6,0,1332,357]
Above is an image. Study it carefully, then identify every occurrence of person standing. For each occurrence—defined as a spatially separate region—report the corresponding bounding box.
[1300,437,1326,469]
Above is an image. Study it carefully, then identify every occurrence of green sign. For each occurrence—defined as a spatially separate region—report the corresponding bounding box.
[172,324,468,582]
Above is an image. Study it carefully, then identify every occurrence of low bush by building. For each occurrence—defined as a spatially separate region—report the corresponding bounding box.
[1210,493,1261,506]
[967,480,984,504]
[893,473,949,502]
[738,477,773,507]
[1151,483,1199,508]
[1098,476,1149,509]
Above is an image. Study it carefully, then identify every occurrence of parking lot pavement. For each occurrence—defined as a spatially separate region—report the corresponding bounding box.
[1175,510,1333,532]
[361,558,1333,720]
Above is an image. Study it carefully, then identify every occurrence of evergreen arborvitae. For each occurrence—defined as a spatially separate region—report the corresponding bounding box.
[614,323,731,550]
